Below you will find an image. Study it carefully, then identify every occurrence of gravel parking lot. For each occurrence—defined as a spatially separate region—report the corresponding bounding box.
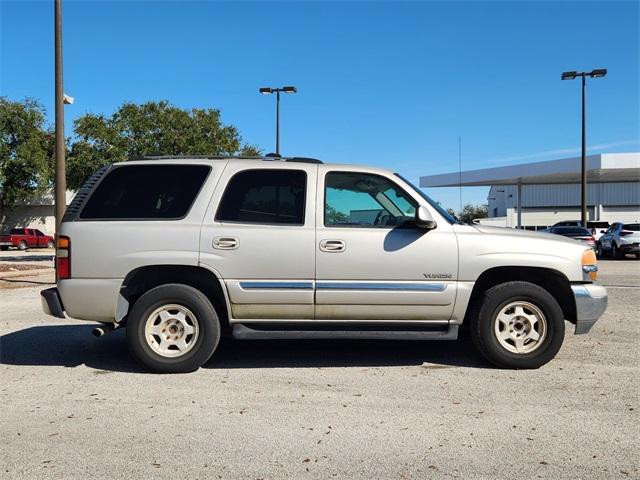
[1,260,638,479]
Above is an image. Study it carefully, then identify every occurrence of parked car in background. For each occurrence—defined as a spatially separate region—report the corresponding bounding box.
[552,221,610,241]
[597,222,640,259]
[0,228,54,251]
[547,226,596,250]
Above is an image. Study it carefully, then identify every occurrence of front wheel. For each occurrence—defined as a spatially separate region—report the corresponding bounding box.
[47,239,54,249]
[127,283,221,373]
[470,281,565,369]
[17,240,27,251]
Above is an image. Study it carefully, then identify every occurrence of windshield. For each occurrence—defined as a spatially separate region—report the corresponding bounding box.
[394,174,462,225]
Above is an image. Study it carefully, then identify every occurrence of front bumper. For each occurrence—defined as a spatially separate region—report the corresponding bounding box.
[41,288,65,318]
[571,284,608,334]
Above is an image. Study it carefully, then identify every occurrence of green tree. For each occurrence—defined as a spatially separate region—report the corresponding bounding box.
[325,204,350,224]
[458,203,488,224]
[68,101,260,189]
[0,97,54,224]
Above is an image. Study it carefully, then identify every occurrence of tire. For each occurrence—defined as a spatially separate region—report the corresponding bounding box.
[0,246,7,251]
[126,283,221,373]
[612,243,622,260]
[470,281,565,369]
[596,242,604,258]
[47,240,54,249]
[17,240,27,251]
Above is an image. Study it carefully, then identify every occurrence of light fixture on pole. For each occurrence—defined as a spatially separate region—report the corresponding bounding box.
[259,86,297,156]
[561,68,607,228]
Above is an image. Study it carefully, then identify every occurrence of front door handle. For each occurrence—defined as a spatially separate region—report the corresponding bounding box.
[213,236,239,250]
[319,239,346,253]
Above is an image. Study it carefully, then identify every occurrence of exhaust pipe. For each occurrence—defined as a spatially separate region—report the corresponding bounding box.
[92,323,120,337]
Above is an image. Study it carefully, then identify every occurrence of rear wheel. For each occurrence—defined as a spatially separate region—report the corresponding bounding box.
[127,283,221,373]
[47,239,54,249]
[470,281,565,369]
[17,240,27,251]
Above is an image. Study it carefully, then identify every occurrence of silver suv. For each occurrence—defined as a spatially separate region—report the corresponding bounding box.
[597,222,640,259]
[41,156,608,372]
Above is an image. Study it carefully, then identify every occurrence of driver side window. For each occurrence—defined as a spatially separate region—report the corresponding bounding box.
[325,171,416,227]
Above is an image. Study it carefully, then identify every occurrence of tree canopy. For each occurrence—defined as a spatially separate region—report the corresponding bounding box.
[67,101,260,189]
[458,203,488,224]
[0,97,54,222]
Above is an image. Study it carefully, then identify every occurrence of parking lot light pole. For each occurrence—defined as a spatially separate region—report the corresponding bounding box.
[259,86,297,156]
[561,68,607,228]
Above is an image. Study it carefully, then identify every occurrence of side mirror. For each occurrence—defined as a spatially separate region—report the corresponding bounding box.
[600,230,606,234]
[415,205,437,230]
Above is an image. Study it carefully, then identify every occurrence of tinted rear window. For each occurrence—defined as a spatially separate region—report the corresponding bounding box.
[10,228,25,235]
[624,223,640,231]
[588,222,609,229]
[216,169,306,225]
[80,165,210,220]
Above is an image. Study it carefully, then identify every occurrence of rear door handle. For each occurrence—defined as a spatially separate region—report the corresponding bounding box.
[319,239,346,253]
[213,237,239,250]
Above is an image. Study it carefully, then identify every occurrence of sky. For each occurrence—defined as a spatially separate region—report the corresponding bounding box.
[1,0,638,210]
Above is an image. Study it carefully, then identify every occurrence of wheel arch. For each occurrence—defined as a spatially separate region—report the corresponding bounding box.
[464,266,576,325]
[119,265,231,334]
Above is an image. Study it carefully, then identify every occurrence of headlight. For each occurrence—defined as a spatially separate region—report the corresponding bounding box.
[582,249,598,282]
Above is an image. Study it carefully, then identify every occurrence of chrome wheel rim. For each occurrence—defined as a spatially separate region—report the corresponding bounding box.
[144,304,199,358]
[494,301,547,354]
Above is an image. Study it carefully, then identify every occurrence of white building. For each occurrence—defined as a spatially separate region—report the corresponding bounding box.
[1,190,74,235]
[420,152,640,229]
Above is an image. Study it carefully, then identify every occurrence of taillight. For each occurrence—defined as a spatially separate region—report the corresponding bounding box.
[56,235,71,280]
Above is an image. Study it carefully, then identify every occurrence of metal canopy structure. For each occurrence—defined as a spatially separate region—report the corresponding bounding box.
[420,152,640,228]
[420,153,640,188]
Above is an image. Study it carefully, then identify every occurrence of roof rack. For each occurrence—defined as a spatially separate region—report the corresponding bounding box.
[285,157,323,164]
[131,155,263,161]
[130,154,323,164]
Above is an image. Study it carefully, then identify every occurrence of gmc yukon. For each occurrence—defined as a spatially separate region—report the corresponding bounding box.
[41,156,608,372]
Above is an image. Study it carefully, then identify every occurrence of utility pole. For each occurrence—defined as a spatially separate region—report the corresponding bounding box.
[54,0,66,235]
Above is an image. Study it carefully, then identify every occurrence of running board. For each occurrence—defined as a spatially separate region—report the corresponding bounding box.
[231,323,459,341]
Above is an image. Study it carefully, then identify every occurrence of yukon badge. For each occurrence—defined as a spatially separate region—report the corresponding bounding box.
[423,273,453,279]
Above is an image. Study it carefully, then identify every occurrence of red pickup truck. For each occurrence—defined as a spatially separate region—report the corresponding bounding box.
[0,228,54,250]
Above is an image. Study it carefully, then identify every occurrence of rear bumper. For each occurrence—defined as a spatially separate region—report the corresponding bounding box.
[41,288,65,318]
[571,284,608,334]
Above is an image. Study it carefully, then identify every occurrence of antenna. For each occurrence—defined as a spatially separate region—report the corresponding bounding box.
[458,136,463,213]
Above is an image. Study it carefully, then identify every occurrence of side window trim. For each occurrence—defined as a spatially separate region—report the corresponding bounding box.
[215,168,308,227]
[323,170,417,229]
